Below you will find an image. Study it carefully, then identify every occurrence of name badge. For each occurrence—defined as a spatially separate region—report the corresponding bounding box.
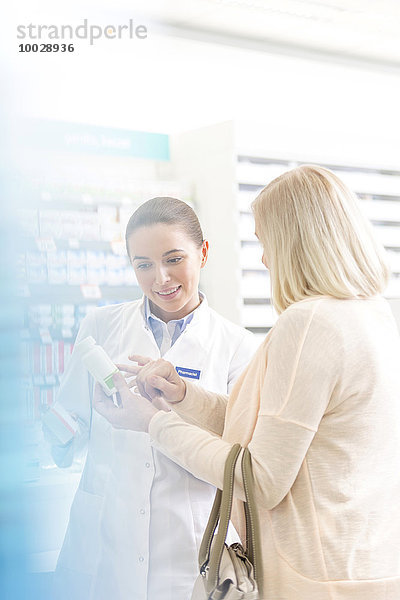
[175,366,201,380]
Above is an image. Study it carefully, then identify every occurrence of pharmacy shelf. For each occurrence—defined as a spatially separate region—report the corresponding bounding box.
[23,238,128,254]
[241,270,271,299]
[242,304,276,328]
[236,160,400,197]
[387,251,400,274]
[360,199,400,224]
[386,278,400,298]
[374,226,400,249]
[19,122,191,573]
[20,284,142,304]
[236,159,400,332]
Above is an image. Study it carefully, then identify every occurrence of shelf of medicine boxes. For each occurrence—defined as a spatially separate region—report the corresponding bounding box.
[237,159,400,335]
[18,201,143,306]
[19,237,142,305]
[18,200,146,421]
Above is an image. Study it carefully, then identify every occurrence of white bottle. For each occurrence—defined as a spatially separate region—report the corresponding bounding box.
[76,336,119,396]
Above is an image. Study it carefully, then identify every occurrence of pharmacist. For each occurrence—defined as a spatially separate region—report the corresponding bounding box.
[45,197,257,600]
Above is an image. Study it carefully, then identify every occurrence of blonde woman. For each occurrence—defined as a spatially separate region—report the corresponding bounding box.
[95,166,400,599]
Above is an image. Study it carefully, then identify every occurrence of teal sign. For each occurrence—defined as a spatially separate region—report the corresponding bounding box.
[26,120,170,160]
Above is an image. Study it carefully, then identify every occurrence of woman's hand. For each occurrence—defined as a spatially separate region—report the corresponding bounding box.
[93,372,158,432]
[116,354,152,389]
[134,358,186,405]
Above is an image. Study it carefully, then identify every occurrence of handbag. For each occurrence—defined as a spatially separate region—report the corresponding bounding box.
[191,444,261,600]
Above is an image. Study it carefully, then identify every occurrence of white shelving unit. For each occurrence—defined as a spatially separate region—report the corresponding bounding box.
[171,121,400,340]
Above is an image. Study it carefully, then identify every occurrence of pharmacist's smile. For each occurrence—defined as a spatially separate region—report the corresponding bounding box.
[153,285,182,300]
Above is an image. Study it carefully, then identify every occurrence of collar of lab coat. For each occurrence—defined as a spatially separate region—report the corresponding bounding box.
[139,291,208,330]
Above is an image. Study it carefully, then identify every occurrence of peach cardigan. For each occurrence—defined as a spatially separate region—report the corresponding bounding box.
[149,296,400,599]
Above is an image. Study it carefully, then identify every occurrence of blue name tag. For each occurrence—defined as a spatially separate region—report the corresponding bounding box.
[175,366,201,380]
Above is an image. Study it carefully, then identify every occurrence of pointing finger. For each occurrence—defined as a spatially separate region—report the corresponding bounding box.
[128,354,153,366]
[116,363,140,374]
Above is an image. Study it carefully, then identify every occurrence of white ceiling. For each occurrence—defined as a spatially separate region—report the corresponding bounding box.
[128,0,400,70]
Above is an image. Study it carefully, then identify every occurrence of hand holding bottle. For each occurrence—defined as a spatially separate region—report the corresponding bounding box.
[93,372,158,432]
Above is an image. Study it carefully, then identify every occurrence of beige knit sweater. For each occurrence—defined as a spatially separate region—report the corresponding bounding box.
[149,296,400,600]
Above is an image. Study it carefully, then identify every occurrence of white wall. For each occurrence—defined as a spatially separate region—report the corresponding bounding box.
[171,122,242,323]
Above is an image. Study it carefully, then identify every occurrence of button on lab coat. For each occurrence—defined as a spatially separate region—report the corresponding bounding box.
[52,296,256,600]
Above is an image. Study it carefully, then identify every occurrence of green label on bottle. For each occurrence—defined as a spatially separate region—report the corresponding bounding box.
[104,370,118,390]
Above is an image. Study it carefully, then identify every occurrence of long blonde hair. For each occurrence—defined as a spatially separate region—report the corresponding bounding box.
[252,165,390,314]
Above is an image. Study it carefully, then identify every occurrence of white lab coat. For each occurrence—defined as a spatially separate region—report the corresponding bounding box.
[52,295,256,600]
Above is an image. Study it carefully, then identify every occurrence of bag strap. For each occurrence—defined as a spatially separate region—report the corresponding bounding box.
[241,447,262,585]
[198,443,241,573]
[198,444,262,592]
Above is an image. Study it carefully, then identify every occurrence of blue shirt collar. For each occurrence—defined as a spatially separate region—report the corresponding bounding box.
[143,292,205,331]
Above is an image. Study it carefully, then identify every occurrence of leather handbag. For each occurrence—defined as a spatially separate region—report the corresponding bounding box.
[191,444,261,600]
